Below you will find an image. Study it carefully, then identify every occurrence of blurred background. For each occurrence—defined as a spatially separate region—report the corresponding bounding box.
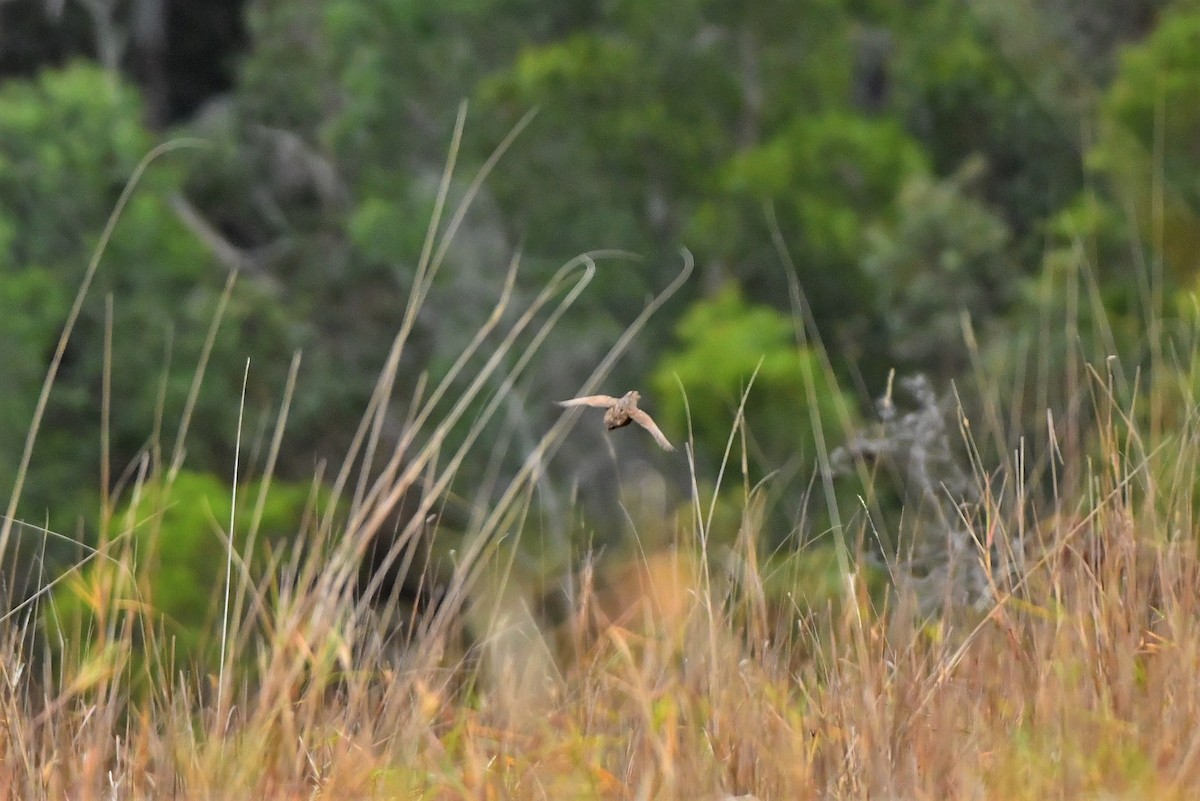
[2,0,1196,617]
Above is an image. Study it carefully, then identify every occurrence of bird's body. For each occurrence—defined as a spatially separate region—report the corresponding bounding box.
[557,390,675,451]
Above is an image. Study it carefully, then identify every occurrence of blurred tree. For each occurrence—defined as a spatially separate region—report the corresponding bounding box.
[861,156,1017,379]
[1091,5,1200,283]
[889,0,1085,247]
[650,284,859,544]
[0,64,293,533]
[1041,0,1164,82]
[478,0,861,290]
[0,0,247,124]
[186,0,1117,538]
[651,284,855,473]
[185,0,538,467]
[700,111,928,387]
[5,0,1180,571]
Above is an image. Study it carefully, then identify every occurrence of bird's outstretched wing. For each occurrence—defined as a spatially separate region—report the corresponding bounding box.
[557,395,617,408]
[629,408,675,451]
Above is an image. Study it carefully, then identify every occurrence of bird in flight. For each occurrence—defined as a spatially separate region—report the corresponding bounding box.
[557,390,675,451]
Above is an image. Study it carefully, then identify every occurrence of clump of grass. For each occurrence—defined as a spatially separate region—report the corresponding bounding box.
[5,118,1200,800]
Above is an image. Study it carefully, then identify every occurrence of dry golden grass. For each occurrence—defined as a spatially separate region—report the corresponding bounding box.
[6,455,1200,801]
[5,121,1200,800]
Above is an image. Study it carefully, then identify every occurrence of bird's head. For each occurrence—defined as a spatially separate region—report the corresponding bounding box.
[626,390,641,403]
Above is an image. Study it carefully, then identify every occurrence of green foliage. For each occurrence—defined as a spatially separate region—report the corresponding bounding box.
[6,2,1178,589]
[1102,7,1200,199]
[0,63,295,532]
[474,0,859,316]
[1091,5,1200,280]
[701,112,927,384]
[0,64,153,513]
[651,284,855,468]
[0,64,151,210]
[478,25,741,290]
[861,157,1017,377]
[0,269,69,421]
[195,1,542,466]
[50,469,321,663]
[721,111,927,259]
[889,1,1084,238]
[243,0,523,164]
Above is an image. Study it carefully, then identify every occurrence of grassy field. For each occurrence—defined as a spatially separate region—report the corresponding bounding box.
[6,383,1200,800]
[4,138,1200,800]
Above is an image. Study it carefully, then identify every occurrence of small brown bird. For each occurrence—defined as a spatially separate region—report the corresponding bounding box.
[557,390,675,451]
